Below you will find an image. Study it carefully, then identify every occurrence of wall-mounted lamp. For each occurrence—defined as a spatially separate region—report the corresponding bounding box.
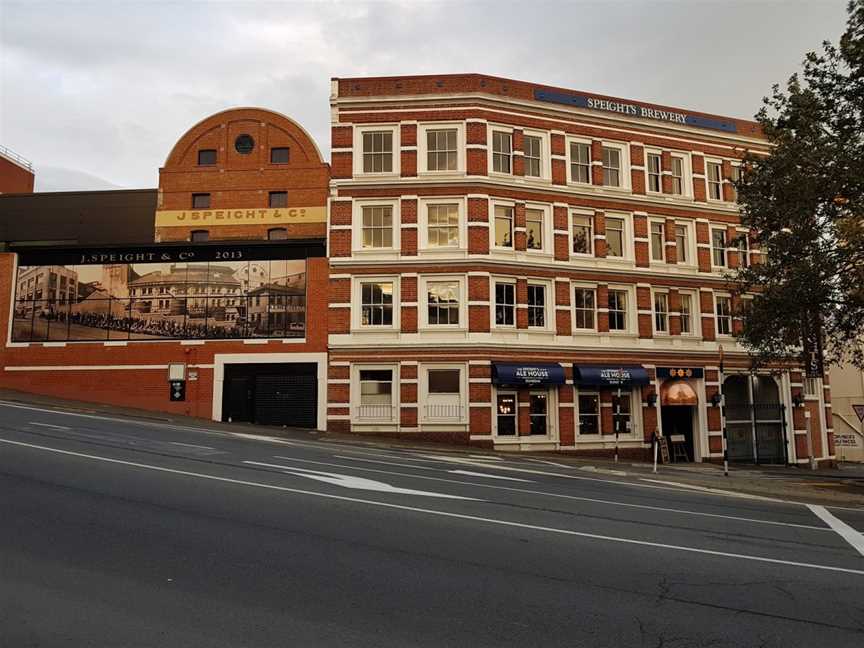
[792,392,805,408]
[710,392,723,407]
[646,392,657,408]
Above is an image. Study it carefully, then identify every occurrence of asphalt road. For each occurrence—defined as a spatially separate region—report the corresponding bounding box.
[1,400,863,647]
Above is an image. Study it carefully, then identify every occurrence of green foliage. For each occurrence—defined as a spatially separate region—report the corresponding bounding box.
[735,0,864,369]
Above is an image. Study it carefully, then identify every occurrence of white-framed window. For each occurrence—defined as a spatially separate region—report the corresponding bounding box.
[425,280,461,327]
[711,227,727,268]
[653,291,669,334]
[670,153,690,196]
[354,365,397,421]
[608,288,629,332]
[572,285,597,331]
[650,220,665,262]
[526,282,550,329]
[495,391,518,436]
[523,134,542,178]
[526,208,543,251]
[418,122,465,174]
[605,215,627,258]
[571,211,593,256]
[674,222,691,264]
[715,294,733,336]
[491,129,513,174]
[493,203,514,249]
[706,160,724,201]
[421,364,467,422]
[568,139,592,184]
[352,198,399,253]
[529,391,549,435]
[736,231,750,267]
[646,151,662,193]
[602,145,621,187]
[576,390,601,436]
[359,280,395,328]
[354,124,400,176]
[493,280,516,328]
[679,291,696,336]
[612,390,634,436]
[730,163,741,203]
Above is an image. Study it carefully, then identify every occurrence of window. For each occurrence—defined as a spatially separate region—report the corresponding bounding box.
[736,233,750,267]
[427,204,459,248]
[707,161,723,200]
[527,284,546,328]
[608,290,628,331]
[197,149,216,165]
[602,146,621,187]
[680,293,693,335]
[573,287,596,330]
[526,209,544,250]
[529,393,548,435]
[267,228,288,241]
[671,156,685,195]
[494,282,515,326]
[675,224,689,264]
[803,376,818,396]
[650,221,665,262]
[523,135,542,177]
[570,142,591,184]
[654,292,669,333]
[361,205,394,249]
[572,214,593,255]
[269,191,288,208]
[711,228,727,267]
[730,164,741,202]
[427,281,460,326]
[426,129,458,171]
[494,205,514,248]
[492,131,512,174]
[190,230,209,242]
[362,131,394,173]
[426,368,462,420]
[612,392,632,435]
[496,393,517,436]
[647,153,662,192]
[359,369,393,418]
[270,147,290,164]
[192,193,210,209]
[361,282,393,326]
[606,217,625,258]
[716,295,732,335]
[577,392,600,435]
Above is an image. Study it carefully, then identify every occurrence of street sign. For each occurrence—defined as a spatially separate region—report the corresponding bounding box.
[853,404,864,422]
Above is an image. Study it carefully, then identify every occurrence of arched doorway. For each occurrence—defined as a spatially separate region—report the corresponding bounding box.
[660,379,698,460]
[723,374,787,463]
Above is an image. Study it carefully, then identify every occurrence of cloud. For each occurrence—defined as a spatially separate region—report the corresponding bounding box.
[0,0,850,190]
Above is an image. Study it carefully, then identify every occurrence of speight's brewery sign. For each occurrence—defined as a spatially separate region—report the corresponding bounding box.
[154,206,326,228]
[514,366,552,385]
[534,89,738,133]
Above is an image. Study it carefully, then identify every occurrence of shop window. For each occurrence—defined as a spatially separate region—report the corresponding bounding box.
[197,149,216,166]
[523,135,542,178]
[362,131,394,173]
[192,193,210,209]
[190,230,209,242]
[358,369,394,419]
[646,152,662,193]
[608,290,628,331]
[612,392,632,435]
[573,287,596,331]
[360,282,394,326]
[529,393,548,435]
[494,205,514,248]
[712,228,727,267]
[492,131,512,174]
[496,393,517,436]
[526,208,544,251]
[427,281,460,326]
[602,146,621,187]
[267,228,288,241]
[650,221,665,262]
[606,217,625,258]
[707,161,723,200]
[427,204,459,248]
[269,191,288,208]
[572,214,593,255]
[715,295,732,335]
[426,128,458,171]
[361,205,394,249]
[426,368,463,420]
[527,284,546,328]
[569,141,591,184]
[577,392,600,435]
[494,282,516,327]
[270,147,290,164]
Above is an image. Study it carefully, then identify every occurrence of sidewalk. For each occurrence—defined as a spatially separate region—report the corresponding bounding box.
[1,388,862,508]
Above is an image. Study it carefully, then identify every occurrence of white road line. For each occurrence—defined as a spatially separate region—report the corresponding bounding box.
[640,478,784,503]
[807,505,864,557]
[1,436,860,577]
[169,442,216,450]
[523,458,574,469]
[468,454,503,461]
[331,455,442,471]
[272,455,827,532]
[448,469,532,482]
[29,422,71,431]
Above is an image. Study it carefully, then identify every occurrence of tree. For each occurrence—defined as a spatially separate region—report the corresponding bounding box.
[735,0,864,370]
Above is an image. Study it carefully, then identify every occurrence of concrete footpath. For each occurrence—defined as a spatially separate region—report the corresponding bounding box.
[1,388,862,508]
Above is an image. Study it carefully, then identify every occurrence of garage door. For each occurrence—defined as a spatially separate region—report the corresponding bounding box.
[222,363,318,428]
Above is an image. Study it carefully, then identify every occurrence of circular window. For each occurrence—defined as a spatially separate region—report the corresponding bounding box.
[234,134,255,154]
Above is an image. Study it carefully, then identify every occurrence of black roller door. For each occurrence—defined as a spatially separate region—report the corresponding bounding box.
[222,363,317,428]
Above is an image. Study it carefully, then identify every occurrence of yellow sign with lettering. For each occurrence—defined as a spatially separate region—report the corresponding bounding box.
[154,207,326,227]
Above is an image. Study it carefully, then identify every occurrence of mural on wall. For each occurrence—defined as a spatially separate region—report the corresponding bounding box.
[12,253,307,342]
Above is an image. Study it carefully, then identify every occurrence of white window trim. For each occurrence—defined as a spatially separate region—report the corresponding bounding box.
[417,122,466,176]
[491,276,518,330]
[729,161,742,204]
[487,124,515,177]
[607,284,637,335]
[352,363,400,423]
[493,387,519,439]
[419,362,469,424]
[644,148,664,195]
[574,386,602,441]
[652,288,670,336]
[521,128,552,182]
[418,196,467,253]
[705,157,725,203]
[648,217,667,264]
[677,289,700,338]
[569,208,595,258]
[571,281,599,333]
[526,279,554,332]
[565,136,594,186]
[710,226,729,270]
[669,152,693,198]
[418,274,468,331]
[599,141,631,191]
[351,198,401,255]
[352,275,400,332]
[674,219,697,267]
[714,292,734,338]
[524,201,553,256]
[353,124,400,177]
[490,198,517,252]
[603,211,634,262]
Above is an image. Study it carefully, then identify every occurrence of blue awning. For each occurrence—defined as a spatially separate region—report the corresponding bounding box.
[492,362,565,386]
[573,365,650,387]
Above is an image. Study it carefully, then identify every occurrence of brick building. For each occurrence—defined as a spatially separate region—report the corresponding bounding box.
[325,73,834,464]
[0,145,35,195]
[0,108,329,428]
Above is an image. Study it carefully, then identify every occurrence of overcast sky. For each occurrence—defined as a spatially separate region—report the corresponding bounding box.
[0,0,851,191]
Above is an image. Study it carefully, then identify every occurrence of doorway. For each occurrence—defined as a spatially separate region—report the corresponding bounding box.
[221,363,317,427]
[661,406,695,461]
